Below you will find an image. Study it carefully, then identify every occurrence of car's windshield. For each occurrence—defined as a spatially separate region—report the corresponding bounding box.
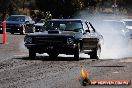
[6,16,25,22]
[125,21,132,26]
[44,21,83,31]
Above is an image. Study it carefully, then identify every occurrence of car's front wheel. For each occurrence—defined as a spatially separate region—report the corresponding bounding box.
[10,32,14,34]
[90,45,101,60]
[74,47,80,61]
[29,49,36,59]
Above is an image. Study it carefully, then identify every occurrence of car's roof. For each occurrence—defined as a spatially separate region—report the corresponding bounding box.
[49,19,82,22]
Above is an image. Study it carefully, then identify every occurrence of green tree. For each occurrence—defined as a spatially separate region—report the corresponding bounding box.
[35,0,132,18]
[0,0,20,14]
[36,0,78,18]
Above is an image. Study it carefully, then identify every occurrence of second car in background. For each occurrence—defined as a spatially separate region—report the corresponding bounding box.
[0,17,3,34]
[122,19,132,39]
[6,15,35,34]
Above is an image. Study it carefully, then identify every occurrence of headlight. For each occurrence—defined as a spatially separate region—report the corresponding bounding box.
[0,28,2,30]
[67,38,74,44]
[24,37,32,44]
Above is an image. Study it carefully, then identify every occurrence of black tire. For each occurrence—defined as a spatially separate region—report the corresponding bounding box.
[74,48,80,61]
[0,29,2,34]
[48,52,59,59]
[29,49,36,59]
[20,25,26,35]
[90,45,101,60]
[10,32,14,34]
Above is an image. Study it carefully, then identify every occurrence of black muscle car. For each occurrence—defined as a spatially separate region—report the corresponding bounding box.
[6,15,35,34]
[24,19,103,60]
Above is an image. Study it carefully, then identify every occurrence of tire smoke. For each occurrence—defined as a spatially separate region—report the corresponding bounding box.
[19,40,28,53]
[74,10,132,59]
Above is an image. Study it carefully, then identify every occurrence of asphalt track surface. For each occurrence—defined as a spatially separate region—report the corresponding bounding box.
[0,33,132,88]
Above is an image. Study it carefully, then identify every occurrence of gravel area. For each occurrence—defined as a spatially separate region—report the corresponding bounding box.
[0,34,132,88]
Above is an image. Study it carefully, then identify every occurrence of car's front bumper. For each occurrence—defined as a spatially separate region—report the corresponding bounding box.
[25,43,78,54]
[6,27,22,33]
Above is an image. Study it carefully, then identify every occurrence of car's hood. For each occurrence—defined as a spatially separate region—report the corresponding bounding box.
[27,31,82,38]
[26,30,101,39]
[6,21,24,24]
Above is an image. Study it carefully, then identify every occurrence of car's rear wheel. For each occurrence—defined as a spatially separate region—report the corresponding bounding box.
[29,49,36,59]
[48,52,59,59]
[10,32,14,34]
[90,45,101,60]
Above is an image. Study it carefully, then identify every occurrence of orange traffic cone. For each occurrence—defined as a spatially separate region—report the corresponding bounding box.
[3,20,7,44]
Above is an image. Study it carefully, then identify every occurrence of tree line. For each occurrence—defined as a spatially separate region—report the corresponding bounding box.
[36,0,132,18]
[0,0,132,19]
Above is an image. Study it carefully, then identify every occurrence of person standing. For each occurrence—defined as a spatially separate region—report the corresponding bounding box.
[44,11,52,27]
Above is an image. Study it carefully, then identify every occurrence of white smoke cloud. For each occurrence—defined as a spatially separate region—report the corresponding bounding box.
[74,9,132,59]
[19,40,28,53]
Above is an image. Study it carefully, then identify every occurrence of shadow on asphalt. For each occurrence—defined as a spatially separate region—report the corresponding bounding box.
[13,56,96,61]
[90,65,125,67]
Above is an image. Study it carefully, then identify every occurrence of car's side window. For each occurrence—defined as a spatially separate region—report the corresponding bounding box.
[88,22,96,32]
[89,24,94,32]
[84,21,96,33]
[83,22,89,31]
